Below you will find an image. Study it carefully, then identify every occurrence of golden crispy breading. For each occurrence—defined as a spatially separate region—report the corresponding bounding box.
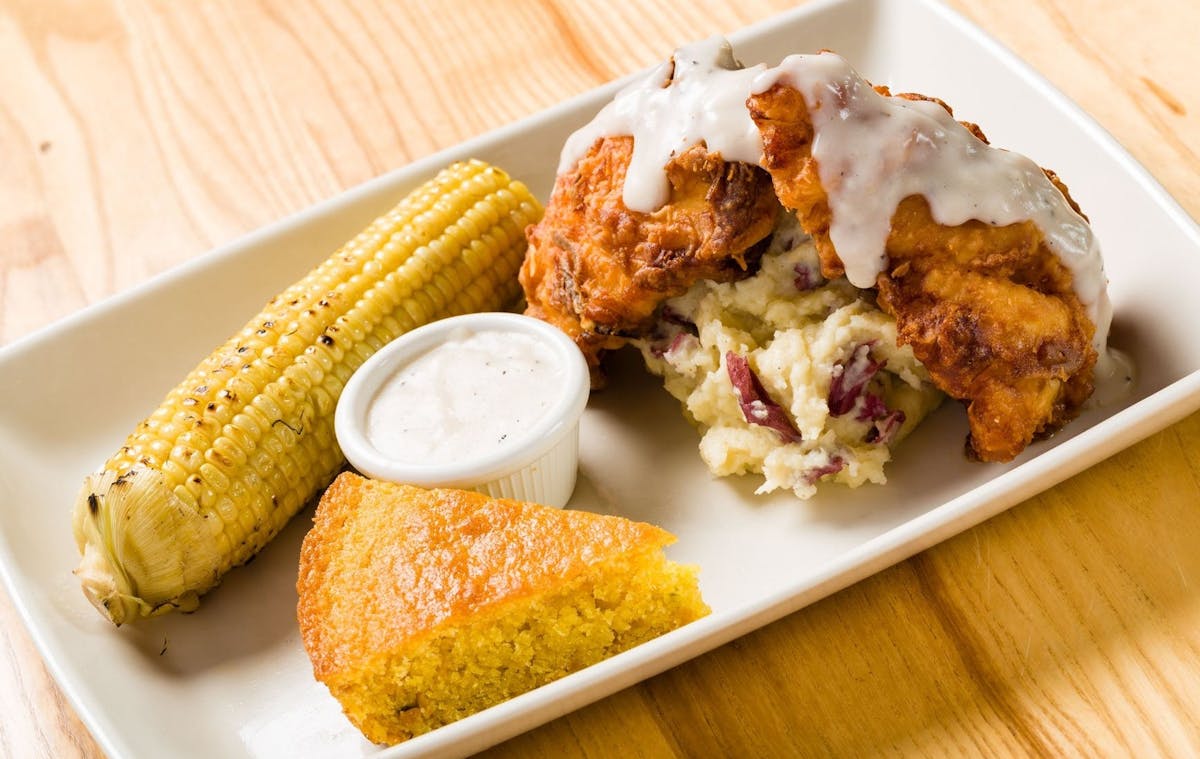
[520,138,779,381]
[748,83,1096,462]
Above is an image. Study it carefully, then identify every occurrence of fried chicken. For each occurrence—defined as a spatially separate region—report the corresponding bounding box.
[522,37,1104,464]
[520,138,780,381]
[748,83,1097,461]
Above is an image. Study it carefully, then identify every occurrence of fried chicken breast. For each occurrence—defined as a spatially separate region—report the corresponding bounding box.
[748,82,1097,461]
[522,36,1109,467]
[520,138,779,381]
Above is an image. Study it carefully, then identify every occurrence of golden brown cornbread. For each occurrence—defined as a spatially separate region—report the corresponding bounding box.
[296,472,709,744]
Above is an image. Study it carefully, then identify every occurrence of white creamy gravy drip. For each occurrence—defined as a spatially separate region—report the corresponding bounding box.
[558,36,766,211]
[556,38,1113,357]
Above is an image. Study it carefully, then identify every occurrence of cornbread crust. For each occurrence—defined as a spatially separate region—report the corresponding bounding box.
[297,473,709,744]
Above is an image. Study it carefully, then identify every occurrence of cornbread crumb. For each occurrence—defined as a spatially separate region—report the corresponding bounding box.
[297,473,709,744]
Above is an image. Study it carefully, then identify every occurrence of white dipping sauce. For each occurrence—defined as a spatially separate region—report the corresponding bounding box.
[365,328,565,466]
[557,36,1113,357]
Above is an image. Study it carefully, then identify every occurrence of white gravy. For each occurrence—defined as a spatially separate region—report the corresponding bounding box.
[559,39,766,211]
[365,328,565,466]
[1089,346,1136,408]
[557,36,1114,358]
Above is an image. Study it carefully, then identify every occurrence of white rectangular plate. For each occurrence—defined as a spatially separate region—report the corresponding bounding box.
[3,0,1200,757]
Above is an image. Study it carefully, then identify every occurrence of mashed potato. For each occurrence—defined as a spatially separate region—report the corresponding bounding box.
[635,214,943,499]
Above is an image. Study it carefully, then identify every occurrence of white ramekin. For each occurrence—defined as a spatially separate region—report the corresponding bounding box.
[334,312,590,507]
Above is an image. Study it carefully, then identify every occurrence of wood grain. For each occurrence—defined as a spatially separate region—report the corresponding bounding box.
[2,1,1198,757]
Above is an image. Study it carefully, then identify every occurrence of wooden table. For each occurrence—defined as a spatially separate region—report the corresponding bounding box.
[3,0,1198,756]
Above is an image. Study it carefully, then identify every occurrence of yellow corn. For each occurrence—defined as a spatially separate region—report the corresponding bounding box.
[72,160,543,625]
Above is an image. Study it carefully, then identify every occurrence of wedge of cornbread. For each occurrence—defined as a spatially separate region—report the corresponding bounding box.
[297,472,709,744]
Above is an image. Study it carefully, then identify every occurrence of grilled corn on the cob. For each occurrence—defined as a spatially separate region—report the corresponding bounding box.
[72,160,543,625]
